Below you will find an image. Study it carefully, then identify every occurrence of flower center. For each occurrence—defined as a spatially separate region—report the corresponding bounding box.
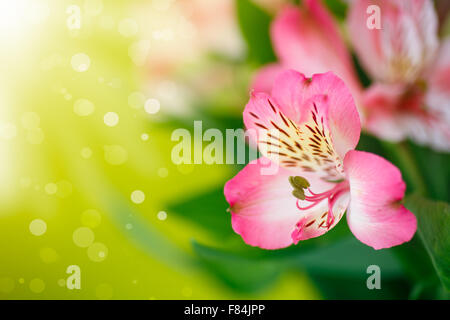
[289,176,349,229]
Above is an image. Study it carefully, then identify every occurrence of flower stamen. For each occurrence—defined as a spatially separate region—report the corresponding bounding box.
[294,180,349,229]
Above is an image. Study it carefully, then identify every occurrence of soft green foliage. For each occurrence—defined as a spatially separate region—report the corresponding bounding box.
[193,241,283,292]
[405,195,450,291]
[236,0,277,65]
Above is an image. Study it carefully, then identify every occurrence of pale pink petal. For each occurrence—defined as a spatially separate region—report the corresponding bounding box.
[271,2,361,96]
[399,114,450,152]
[364,112,407,143]
[250,63,285,93]
[362,83,450,151]
[365,110,450,152]
[426,38,450,124]
[348,0,438,83]
[362,83,410,141]
[344,150,417,250]
[224,158,347,249]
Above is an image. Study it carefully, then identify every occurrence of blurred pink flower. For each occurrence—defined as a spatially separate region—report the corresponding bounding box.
[252,0,450,151]
[252,0,362,104]
[348,0,450,151]
[225,70,416,250]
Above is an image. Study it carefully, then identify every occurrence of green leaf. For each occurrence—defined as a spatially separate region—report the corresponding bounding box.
[193,235,408,298]
[409,142,450,202]
[390,234,437,283]
[295,238,403,278]
[192,241,282,292]
[307,273,410,299]
[168,186,236,239]
[236,0,276,65]
[405,194,450,291]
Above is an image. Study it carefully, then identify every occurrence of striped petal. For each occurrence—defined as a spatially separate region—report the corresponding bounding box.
[244,71,361,180]
[244,91,344,181]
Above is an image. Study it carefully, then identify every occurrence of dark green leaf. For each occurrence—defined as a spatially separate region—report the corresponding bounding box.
[390,234,437,282]
[405,194,450,291]
[356,133,385,155]
[193,235,408,298]
[409,142,450,202]
[294,237,404,278]
[308,273,410,299]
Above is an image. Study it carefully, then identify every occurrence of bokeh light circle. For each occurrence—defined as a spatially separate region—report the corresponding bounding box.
[29,219,47,236]
[71,53,91,72]
[81,147,93,159]
[131,190,145,204]
[104,112,119,127]
[81,209,101,228]
[87,242,108,262]
[29,278,45,293]
[157,211,167,221]
[73,227,95,248]
[74,99,95,116]
[44,183,58,195]
[144,98,160,114]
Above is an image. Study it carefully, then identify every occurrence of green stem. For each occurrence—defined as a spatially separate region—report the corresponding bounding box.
[381,141,427,196]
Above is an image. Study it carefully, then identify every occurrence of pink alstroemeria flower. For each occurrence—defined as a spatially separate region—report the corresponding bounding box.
[225,70,417,250]
[348,0,450,151]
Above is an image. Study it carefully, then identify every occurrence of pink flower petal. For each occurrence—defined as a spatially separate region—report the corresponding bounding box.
[271,2,361,96]
[344,150,417,250]
[224,158,347,249]
[302,72,361,159]
[348,0,438,83]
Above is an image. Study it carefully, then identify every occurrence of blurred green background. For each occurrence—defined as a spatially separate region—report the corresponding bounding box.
[0,0,448,300]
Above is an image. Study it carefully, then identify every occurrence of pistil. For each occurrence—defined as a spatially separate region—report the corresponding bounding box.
[290,176,349,229]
